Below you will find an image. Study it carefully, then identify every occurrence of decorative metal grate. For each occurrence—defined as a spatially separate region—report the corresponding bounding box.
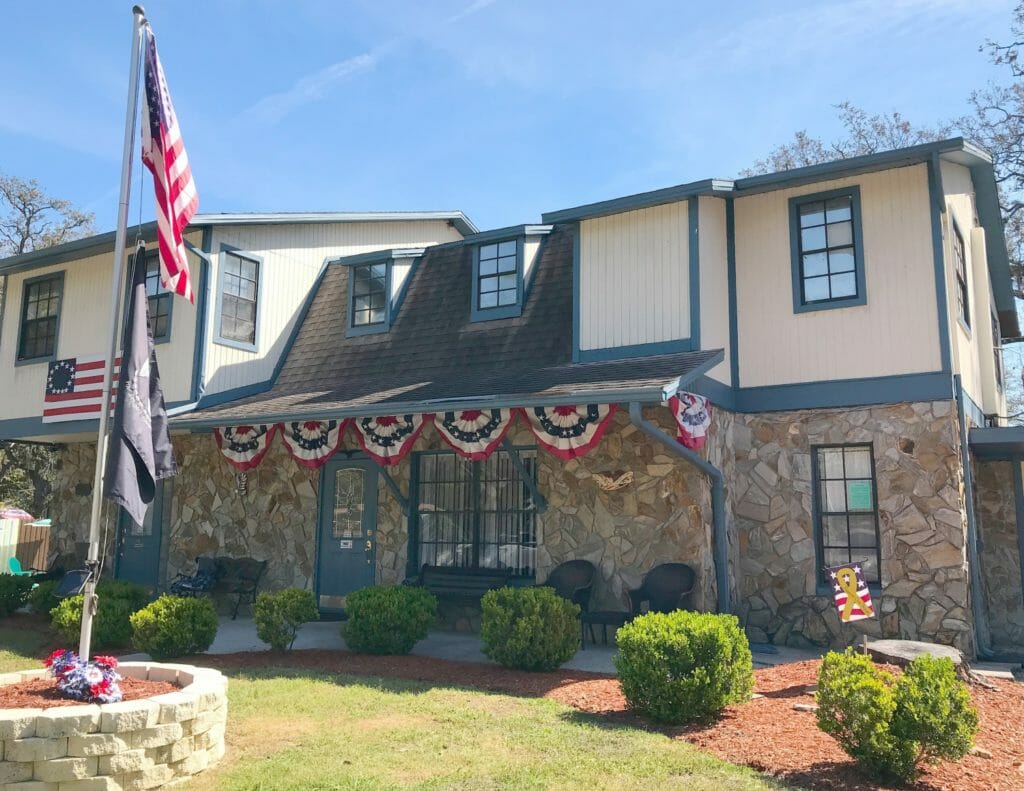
[415,449,537,577]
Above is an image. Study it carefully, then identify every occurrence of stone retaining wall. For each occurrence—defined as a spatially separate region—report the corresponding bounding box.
[974,459,1024,652]
[0,662,227,790]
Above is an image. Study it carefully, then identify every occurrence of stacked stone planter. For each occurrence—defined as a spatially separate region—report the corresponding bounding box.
[0,662,227,790]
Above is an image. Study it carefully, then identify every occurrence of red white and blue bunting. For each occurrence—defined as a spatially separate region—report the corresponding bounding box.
[433,408,516,461]
[280,419,350,469]
[519,404,617,460]
[666,391,712,450]
[351,413,431,467]
[213,424,279,472]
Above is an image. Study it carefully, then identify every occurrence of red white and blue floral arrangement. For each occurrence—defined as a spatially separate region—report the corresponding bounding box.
[44,649,123,703]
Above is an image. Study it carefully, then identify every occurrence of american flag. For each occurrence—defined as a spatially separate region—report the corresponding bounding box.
[828,562,876,623]
[142,30,198,304]
[42,356,121,423]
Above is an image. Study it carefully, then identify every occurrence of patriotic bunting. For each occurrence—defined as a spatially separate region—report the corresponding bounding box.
[351,414,431,466]
[521,404,617,460]
[213,424,279,472]
[280,420,350,469]
[433,409,516,461]
[828,562,876,623]
[666,391,712,449]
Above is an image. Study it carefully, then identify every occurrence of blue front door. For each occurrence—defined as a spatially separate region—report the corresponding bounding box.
[317,459,378,612]
[115,480,167,592]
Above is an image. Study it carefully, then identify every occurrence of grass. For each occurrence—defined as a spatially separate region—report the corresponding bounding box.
[185,667,786,791]
[0,622,50,673]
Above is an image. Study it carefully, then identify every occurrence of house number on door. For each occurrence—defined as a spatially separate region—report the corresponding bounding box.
[338,539,353,549]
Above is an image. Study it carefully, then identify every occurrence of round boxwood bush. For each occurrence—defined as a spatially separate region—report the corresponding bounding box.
[614,610,754,724]
[130,595,219,659]
[341,585,437,655]
[255,588,319,651]
[480,586,580,671]
[51,580,152,650]
[0,573,34,616]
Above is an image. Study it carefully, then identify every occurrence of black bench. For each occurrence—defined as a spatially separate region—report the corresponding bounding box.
[406,564,511,604]
[213,557,267,619]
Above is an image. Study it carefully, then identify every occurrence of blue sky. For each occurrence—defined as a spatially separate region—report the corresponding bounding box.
[0,0,1016,233]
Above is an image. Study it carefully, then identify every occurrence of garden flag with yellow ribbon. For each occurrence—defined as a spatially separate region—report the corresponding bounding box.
[827,562,875,622]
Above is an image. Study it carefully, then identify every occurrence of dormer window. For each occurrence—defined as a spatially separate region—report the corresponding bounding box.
[468,225,551,323]
[341,248,423,337]
[351,263,388,328]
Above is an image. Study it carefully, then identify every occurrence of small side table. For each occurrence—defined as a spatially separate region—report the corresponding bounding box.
[580,610,630,648]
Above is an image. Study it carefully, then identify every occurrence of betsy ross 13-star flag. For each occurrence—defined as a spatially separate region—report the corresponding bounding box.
[142,29,198,303]
[103,244,177,527]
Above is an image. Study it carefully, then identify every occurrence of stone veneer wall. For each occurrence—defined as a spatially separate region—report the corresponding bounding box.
[974,460,1024,652]
[712,400,974,652]
[48,443,119,573]
[0,662,226,790]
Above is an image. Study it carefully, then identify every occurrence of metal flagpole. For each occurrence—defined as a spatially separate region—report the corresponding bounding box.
[79,5,148,660]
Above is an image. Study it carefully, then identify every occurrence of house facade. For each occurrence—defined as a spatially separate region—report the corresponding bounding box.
[1,138,1021,657]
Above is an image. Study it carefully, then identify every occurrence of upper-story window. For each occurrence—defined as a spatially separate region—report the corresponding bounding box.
[952,223,970,330]
[17,272,63,362]
[216,248,261,350]
[812,443,881,586]
[144,253,172,343]
[992,310,1003,390]
[351,263,388,328]
[790,187,866,313]
[472,239,522,321]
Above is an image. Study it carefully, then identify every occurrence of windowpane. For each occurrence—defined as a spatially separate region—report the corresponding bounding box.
[803,251,828,277]
[804,276,830,302]
[799,201,825,228]
[823,515,848,547]
[814,445,880,586]
[480,258,497,276]
[498,240,517,258]
[498,289,517,306]
[830,273,857,298]
[825,197,852,222]
[826,221,853,247]
[849,515,876,546]
[801,225,827,251]
[480,243,499,261]
[824,481,847,512]
[844,448,872,478]
[480,291,498,309]
[820,447,844,479]
[498,274,516,291]
[828,248,855,274]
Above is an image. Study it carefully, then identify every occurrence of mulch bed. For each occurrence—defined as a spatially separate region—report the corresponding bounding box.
[0,676,178,709]
[194,649,1024,791]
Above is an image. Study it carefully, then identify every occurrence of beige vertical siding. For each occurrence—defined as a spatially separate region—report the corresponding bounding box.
[202,220,465,395]
[0,231,202,427]
[734,164,941,387]
[523,237,541,284]
[579,201,689,352]
[698,196,730,384]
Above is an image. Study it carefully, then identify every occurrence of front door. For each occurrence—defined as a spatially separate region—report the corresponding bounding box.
[115,480,167,592]
[317,459,378,612]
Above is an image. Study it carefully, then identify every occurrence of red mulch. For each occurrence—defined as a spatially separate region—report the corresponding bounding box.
[193,649,1024,791]
[0,675,177,709]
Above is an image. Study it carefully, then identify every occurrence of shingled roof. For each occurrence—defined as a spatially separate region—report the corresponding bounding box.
[175,226,722,426]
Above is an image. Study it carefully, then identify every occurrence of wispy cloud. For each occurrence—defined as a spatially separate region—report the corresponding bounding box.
[244,0,497,124]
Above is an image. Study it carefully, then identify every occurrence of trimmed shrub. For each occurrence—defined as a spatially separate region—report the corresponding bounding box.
[50,580,151,649]
[341,585,436,655]
[614,611,754,724]
[0,573,34,616]
[480,586,580,671]
[130,595,219,659]
[28,579,58,618]
[816,650,978,783]
[255,588,319,651]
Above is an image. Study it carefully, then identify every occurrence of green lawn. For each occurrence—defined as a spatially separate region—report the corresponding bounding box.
[185,668,786,791]
[0,622,50,673]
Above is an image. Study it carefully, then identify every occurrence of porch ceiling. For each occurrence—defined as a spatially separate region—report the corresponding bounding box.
[970,426,1024,460]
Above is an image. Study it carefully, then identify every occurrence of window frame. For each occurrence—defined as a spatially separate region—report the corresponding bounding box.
[346,260,393,337]
[789,186,867,314]
[15,271,65,365]
[408,447,539,580]
[471,237,524,322]
[213,244,263,352]
[811,443,883,594]
[992,309,1003,391]
[139,249,173,345]
[951,220,971,333]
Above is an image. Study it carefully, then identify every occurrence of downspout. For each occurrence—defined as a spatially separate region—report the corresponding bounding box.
[628,402,730,614]
[166,232,212,418]
[954,374,994,659]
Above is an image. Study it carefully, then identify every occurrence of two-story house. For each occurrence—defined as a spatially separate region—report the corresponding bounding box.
[1,138,1020,657]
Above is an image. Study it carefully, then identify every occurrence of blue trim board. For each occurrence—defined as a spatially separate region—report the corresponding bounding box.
[688,198,701,349]
[0,399,193,441]
[788,185,867,314]
[927,154,954,373]
[1013,461,1024,606]
[542,179,732,224]
[690,371,954,413]
[576,338,695,363]
[725,198,739,388]
[464,224,552,244]
[963,388,986,428]
[190,226,213,403]
[969,161,1020,336]
[194,380,273,411]
[571,223,582,363]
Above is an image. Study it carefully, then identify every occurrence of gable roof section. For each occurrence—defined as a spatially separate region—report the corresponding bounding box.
[176,227,722,426]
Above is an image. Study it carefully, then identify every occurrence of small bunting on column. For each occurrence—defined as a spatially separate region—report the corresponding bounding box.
[666,392,712,449]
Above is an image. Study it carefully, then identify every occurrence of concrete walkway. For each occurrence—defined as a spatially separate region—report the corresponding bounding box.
[204,616,818,675]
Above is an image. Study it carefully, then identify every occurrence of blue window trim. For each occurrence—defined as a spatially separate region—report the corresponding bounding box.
[950,217,972,337]
[136,248,173,346]
[471,237,524,322]
[15,270,65,367]
[789,185,867,314]
[346,260,393,337]
[213,244,263,353]
[810,442,883,596]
